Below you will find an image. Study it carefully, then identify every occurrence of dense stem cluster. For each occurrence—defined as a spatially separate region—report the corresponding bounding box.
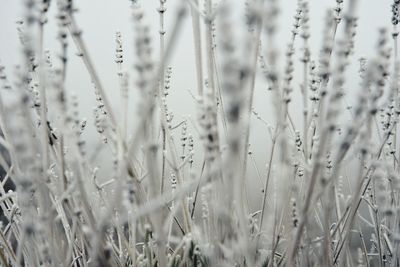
[0,0,400,266]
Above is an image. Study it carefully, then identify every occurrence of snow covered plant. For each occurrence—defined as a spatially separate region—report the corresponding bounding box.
[1,0,400,266]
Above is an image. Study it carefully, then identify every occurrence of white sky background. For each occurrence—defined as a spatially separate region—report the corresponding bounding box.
[0,0,394,189]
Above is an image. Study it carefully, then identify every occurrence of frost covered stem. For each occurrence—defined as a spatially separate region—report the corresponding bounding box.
[67,15,118,129]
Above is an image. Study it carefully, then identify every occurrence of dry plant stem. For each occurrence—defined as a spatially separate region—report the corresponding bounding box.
[60,206,77,265]
[259,133,277,231]
[370,190,384,267]
[0,250,9,267]
[158,0,167,194]
[258,10,283,257]
[190,0,204,98]
[269,168,298,266]
[290,2,359,263]
[67,15,118,129]
[162,130,192,234]
[333,122,394,264]
[99,198,136,265]
[288,126,330,265]
[393,24,399,169]
[59,136,67,191]
[270,211,280,267]
[157,45,193,236]
[190,158,205,219]
[204,0,223,173]
[258,2,306,248]
[311,14,340,130]
[0,230,16,266]
[265,7,299,264]
[316,117,373,264]
[143,109,167,265]
[214,2,254,264]
[241,12,263,201]
[330,39,391,265]
[16,8,55,265]
[116,52,127,142]
[212,49,229,136]
[323,185,334,267]
[357,222,370,267]
[160,127,166,193]
[74,159,96,229]
[302,59,309,163]
[37,22,60,266]
[335,155,367,265]
[300,2,310,163]
[139,92,193,235]
[0,168,21,251]
[0,96,15,170]
[312,128,364,264]
[52,101,98,239]
[38,23,49,176]
[127,1,185,166]
[205,0,216,112]
[126,3,190,233]
[186,0,221,22]
[132,172,202,223]
[202,1,227,248]
[13,111,41,266]
[96,139,131,257]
